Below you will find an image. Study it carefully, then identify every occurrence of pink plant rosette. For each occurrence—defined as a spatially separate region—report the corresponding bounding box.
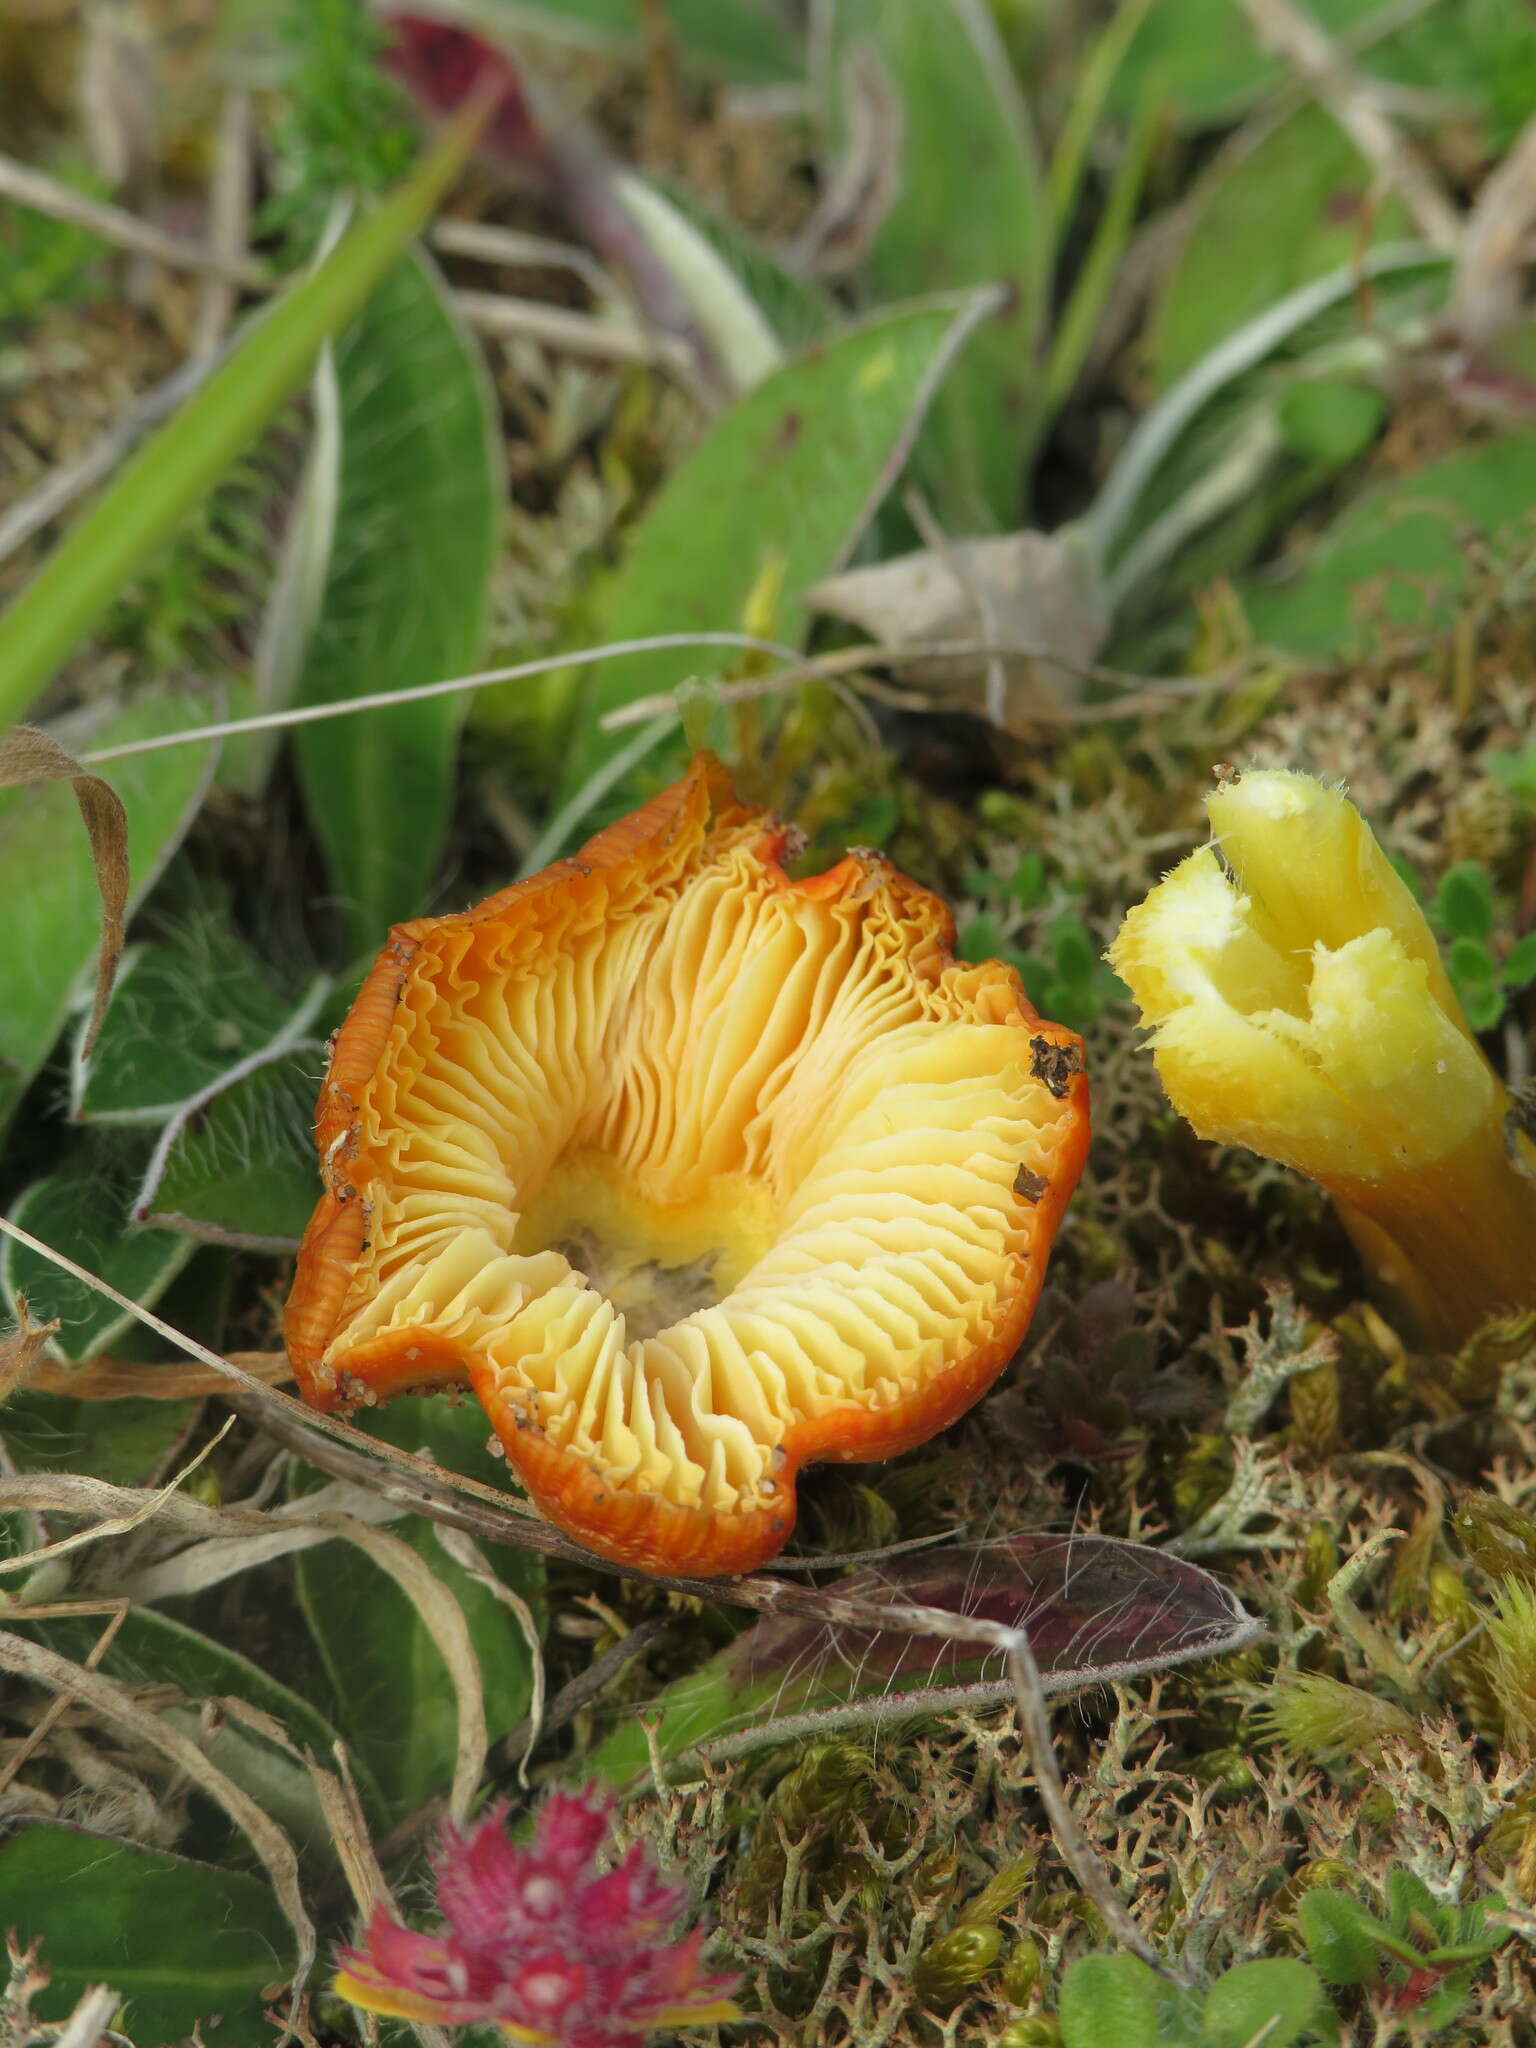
[335,1786,739,2046]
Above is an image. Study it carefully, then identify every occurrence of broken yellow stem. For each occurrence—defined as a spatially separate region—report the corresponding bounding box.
[1110,769,1536,1348]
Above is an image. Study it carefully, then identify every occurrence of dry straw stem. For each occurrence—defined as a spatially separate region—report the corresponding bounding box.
[1111,768,1536,1348]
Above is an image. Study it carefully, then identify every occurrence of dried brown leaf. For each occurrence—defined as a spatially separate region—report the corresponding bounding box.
[807,531,1107,728]
[27,1347,290,1401]
[0,726,129,1056]
[0,1296,60,1403]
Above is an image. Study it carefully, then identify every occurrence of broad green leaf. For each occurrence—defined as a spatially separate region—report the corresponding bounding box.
[0,689,216,1134]
[1150,108,1406,389]
[0,1824,295,2048]
[295,1394,544,1819]
[823,0,1049,527]
[1437,863,1496,944]
[293,249,499,952]
[1277,379,1386,465]
[0,1390,194,1487]
[0,111,487,729]
[1112,0,1536,131]
[480,0,800,81]
[557,293,997,803]
[72,916,310,1124]
[14,1607,382,1853]
[1059,1953,1192,2048]
[135,1041,326,1251]
[1297,1888,1385,1987]
[1240,434,1536,654]
[1200,1960,1324,2048]
[2,1157,195,1363]
[1111,0,1387,127]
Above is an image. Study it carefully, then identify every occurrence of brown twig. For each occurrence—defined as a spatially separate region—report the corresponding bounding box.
[0,148,271,287]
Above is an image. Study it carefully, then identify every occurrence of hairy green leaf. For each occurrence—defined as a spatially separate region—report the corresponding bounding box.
[293,249,499,951]
[1200,1959,1325,2048]
[134,1040,327,1251]
[73,917,309,1124]
[1059,1952,1190,2047]
[3,1159,195,1363]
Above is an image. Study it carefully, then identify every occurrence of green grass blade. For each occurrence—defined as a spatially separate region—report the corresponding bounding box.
[1043,79,1161,421]
[0,106,485,730]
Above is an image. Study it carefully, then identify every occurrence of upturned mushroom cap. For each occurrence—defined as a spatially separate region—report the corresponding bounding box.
[286,756,1089,1575]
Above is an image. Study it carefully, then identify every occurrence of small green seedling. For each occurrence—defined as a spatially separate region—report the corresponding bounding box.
[1433,862,1536,1033]
[960,856,1122,1032]
[1486,742,1536,806]
[1297,1871,1505,2033]
[1057,1952,1330,2048]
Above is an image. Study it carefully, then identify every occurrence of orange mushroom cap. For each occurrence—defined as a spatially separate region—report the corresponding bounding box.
[285,756,1089,1575]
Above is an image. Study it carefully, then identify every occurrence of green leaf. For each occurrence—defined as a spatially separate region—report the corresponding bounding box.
[1049,912,1100,987]
[1011,851,1047,909]
[294,249,499,952]
[1277,379,1387,466]
[0,111,487,730]
[1092,249,1448,616]
[823,0,1049,527]
[134,1041,326,1251]
[0,690,217,1134]
[3,1159,195,1363]
[1383,1866,1441,1933]
[1503,932,1536,989]
[1200,1959,1325,2048]
[479,0,800,82]
[557,294,997,806]
[960,912,1009,963]
[295,1394,544,1819]
[1487,743,1536,802]
[0,1391,193,1487]
[1151,109,1406,389]
[1437,862,1497,943]
[1111,0,1384,126]
[1240,434,1536,655]
[72,917,308,1124]
[1297,1888,1385,1987]
[1059,1953,1193,2048]
[0,1823,295,2048]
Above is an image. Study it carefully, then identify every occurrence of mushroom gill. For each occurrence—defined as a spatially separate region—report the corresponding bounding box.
[286,756,1089,1575]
